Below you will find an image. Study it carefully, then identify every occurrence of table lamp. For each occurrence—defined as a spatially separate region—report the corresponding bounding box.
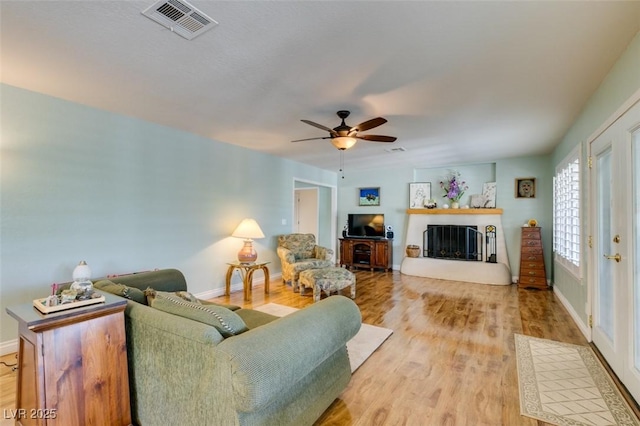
[232,218,265,263]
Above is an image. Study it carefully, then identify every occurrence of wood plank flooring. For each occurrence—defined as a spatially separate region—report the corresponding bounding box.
[218,270,589,425]
[1,271,636,425]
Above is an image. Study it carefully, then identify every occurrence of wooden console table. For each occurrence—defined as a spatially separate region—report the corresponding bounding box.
[6,292,131,426]
[225,261,270,301]
[339,238,393,271]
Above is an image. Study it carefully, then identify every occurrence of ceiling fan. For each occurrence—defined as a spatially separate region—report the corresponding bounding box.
[292,110,397,150]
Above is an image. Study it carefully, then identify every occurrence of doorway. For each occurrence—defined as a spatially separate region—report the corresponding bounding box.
[589,98,640,402]
[293,179,337,260]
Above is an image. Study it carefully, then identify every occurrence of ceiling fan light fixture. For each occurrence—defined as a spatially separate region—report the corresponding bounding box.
[331,136,357,150]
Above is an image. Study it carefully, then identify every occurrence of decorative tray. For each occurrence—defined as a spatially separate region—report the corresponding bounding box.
[33,295,106,314]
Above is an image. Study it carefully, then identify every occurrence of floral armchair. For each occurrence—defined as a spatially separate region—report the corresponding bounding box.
[277,234,334,291]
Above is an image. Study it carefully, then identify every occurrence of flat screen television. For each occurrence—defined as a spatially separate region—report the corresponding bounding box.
[347,213,385,238]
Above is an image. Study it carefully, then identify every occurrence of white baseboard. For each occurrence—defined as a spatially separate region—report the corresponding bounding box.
[553,285,591,341]
[1,339,18,356]
[195,272,282,301]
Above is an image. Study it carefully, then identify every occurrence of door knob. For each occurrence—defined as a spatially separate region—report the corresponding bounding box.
[603,253,621,263]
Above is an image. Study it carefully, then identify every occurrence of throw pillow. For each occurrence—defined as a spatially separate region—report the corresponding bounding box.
[143,289,202,304]
[147,290,248,337]
[175,291,201,304]
[94,280,146,304]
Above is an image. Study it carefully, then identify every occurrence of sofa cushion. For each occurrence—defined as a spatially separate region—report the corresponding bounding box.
[175,291,243,310]
[146,290,248,338]
[174,290,201,303]
[94,279,147,304]
[109,268,188,293]
[201,300,242,311]
[235,308,279,329]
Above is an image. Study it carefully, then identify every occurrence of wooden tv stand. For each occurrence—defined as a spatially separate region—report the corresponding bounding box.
[339,237,393,271]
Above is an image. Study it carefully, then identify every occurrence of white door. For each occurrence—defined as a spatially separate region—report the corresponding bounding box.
[589,99,640,401]
[294,188,318,237]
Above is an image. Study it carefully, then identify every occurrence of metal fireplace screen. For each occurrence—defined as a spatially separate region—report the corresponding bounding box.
[424,225,482,261]
[422,224,498,262]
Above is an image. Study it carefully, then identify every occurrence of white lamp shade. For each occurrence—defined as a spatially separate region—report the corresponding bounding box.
[232,218,265,240]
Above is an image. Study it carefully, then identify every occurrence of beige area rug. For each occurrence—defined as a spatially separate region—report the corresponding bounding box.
[515,334,640,426]
[254,303,393,372]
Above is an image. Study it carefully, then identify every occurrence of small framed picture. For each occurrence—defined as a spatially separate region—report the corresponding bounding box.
[359,187,380,206]
[470,194,485,208]
[482,182,497,208]
[515,177,536,198]
[408,182,431,208]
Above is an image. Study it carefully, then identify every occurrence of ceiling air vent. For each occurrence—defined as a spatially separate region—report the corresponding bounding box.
[142,0,218,40]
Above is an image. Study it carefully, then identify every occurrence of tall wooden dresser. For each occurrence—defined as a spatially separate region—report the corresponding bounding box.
[518,227,547,289]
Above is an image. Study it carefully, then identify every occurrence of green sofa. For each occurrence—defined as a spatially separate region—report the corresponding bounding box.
[98,268,361,426]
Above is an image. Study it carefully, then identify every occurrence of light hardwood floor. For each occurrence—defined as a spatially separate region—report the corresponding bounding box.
[1,271,637,425]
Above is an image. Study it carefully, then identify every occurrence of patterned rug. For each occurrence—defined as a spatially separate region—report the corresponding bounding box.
[515,334,640,425]
[254,302,393,372]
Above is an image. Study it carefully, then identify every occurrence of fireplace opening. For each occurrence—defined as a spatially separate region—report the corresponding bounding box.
[424,225,482,261]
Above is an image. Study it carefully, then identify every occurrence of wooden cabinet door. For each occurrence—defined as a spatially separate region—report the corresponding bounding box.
[373,241,388,269]
[7,298,131,426]
[340,239,353,266]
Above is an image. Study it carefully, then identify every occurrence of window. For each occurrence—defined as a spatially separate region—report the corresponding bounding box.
[553,147,581,277]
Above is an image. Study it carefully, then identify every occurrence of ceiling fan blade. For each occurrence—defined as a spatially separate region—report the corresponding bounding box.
[356,134,397,143]
[301,120,338,136]
[291,136,331,143]
[351,117,387,133]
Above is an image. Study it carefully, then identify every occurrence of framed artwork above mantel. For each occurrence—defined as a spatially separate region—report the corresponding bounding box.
[408,182,431,208]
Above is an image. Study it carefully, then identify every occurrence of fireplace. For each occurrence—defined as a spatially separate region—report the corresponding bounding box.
[401,209,511,285]
[424,225,481,261]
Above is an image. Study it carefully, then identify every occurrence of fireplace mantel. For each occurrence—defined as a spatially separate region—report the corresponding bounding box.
[406,208,503,215]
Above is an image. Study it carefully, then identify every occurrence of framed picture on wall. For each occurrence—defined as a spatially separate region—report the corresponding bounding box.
[408,182,431,208]
[359,187,380,206]
[482,182,497,208]
[515,177,536,198]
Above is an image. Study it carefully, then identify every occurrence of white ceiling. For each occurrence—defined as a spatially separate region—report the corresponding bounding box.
[2,1,639,173]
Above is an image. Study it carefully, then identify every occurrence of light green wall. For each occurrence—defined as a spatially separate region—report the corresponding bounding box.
[550,31,640,326]
[337,166,413,268]
[337,159,551,275]
[495,155,553,278]
[318,185,332,249]
[0,84,337,346]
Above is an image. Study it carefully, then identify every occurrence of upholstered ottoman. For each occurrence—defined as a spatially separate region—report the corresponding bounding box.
[299,267,356,302]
